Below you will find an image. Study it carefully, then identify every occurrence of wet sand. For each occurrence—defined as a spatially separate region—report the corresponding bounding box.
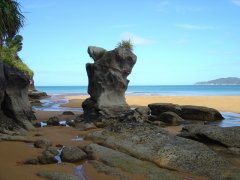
[0,111,123,180]
[62,95,240,113]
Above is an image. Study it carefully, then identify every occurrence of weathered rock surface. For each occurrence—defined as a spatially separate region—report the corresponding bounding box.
[61,146,87,162]
[88,160,132,180]
[0,61,35,131]
[181,105,224,121]
[180,124,240,148]
[81,47,137,120]
[37,171,78,180]
[34,138,53,149]
[158,111,185,125]
[86,123,234,179]
[85,143,182,180]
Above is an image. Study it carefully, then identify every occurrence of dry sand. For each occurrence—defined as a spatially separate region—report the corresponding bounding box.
[62,95,240,113]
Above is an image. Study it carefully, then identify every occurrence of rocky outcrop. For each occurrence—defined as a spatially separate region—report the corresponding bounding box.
[148,103,223,121]
[180,125,240,148]
[81,47,137,120]
[86,123,237,179]
[0,60,35,131]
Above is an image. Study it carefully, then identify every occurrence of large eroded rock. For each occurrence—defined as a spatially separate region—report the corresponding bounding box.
[86,123,236,179]
[0,60,35,131]
[82,47,137,120]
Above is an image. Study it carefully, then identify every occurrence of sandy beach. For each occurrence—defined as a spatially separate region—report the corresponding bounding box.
[62,95,240,113]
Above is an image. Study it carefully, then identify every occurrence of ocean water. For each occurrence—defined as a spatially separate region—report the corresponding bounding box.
[36,85,240,96]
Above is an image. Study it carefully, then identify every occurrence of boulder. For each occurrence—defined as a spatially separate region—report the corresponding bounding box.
[181,105,224,121]
[88,46,107,61]
[47,116,60,126]
[86,123,234,179]
[134,106,150,116]
[158,111,185,126]
[81,47,137,120]
[180,125,240,148]
[61,146,87,162]
[148,103,182,116]
[34,139,52,149]
[28,91,48,99]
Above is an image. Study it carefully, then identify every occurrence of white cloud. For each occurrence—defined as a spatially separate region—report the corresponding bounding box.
[232,0,240,6]
[175,24,214,30]
[121,32,155,46]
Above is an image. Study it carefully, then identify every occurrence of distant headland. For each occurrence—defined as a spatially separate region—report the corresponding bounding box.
[195,77,240,85]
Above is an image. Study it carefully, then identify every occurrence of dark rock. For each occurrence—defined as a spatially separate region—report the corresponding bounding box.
[180,125,240,148]
[66,120,75,127]
[47,116,60,126]
[0,61,36,131]
[62,111,75,115]
[88,46,107,61]
[148,103,182,116]
[151,121,167,127]
[181,105,224,121]
[158,111,185,126]
[45,147,59,156]
[37,171,78,180]
[86,123,233,179]
[28,91,48,99]
[81,47,137,121]
[34,139,52,149]
[61,146,87,162]
[33,122,42,128]
[37,150,58,164]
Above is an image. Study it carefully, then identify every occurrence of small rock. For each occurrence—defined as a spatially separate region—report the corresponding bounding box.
[61,146,87,162]
[47,116,60,126]
[33,122,42,128]
[37,171,78,180]
[34,139,52,149]
[45,147,59,156]
[62,111,75,115]
[159,111,185,126]
[66,120,75,127]
[75,122,97,131]
[38,151,58,164]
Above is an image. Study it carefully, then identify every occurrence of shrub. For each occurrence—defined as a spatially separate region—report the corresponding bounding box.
[116,39,133,51]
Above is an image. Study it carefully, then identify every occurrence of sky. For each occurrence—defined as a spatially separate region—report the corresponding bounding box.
[18,0,240,86]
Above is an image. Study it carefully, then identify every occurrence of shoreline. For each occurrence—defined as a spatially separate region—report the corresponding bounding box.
[60,95,240,114]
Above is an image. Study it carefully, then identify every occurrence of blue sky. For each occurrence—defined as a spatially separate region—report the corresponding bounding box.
[18,0,240,86]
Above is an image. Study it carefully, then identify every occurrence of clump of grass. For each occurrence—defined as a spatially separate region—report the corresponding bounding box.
[116,39,133,51]
[1,46,33,76]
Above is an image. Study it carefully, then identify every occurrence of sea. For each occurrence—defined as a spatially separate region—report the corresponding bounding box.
[36,85,240,96]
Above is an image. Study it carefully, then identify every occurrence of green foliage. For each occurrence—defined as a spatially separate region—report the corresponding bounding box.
[1,35,33,77]
[0,0,25,43]
[116,39,133,51]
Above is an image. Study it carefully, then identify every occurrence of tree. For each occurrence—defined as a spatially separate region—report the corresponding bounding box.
[0,0,25,47]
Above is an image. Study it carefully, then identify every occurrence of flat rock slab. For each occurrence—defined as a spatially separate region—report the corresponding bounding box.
[37,171,78,180]
[86,123,233,179]
[85,143,182,180]
[180,124,240,148]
